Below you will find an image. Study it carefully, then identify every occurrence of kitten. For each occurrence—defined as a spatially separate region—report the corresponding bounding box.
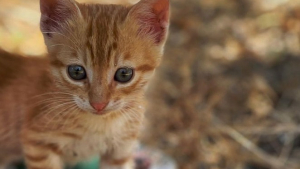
[0,0,170,168]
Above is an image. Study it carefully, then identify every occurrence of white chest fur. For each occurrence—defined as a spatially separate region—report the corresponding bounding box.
[60,112,135,164]
[62,131,107,163]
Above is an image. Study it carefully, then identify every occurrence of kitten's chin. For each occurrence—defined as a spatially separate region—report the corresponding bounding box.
[92,110,110,116]
[89,108,119,116]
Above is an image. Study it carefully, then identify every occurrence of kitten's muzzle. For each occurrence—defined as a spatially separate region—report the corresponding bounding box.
[90,102,108,115]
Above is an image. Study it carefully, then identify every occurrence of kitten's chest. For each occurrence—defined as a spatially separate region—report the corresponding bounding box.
[62,131,108,163]
[61,117,128,164]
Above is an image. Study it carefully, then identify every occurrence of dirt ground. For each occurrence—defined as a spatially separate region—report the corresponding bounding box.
[1,0,300,169]
[142,0,300,168]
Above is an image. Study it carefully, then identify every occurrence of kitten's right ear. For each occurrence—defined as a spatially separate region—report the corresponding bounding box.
[40,0,82,37]
[128,0,170,44]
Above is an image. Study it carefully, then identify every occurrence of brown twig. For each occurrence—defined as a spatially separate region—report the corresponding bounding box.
[217,126,300,169]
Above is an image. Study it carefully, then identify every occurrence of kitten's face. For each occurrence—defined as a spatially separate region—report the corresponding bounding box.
[40,0,169,115]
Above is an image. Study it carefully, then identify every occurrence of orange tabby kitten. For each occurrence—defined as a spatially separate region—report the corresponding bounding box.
[0,0,169,168]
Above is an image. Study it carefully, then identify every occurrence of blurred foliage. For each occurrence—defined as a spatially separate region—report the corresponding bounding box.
[1,0,300,169]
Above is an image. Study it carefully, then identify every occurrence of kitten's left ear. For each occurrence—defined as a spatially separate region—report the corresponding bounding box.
[40,0,82,37]
[129,0,170,44]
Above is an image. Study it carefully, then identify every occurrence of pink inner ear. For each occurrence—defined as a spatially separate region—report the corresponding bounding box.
[40,0,75,37]
[134,0,170,44]
[40,0,57,14]
[153,0,170,24]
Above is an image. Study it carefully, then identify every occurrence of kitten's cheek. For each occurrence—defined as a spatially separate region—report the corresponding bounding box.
[74,97,94,112]
[107,101,113,108]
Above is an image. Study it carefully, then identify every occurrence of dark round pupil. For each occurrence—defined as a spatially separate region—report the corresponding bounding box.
[74,67,82,73]
[114,68,133,83]
[68,65,86,80]
[121,69,128,76]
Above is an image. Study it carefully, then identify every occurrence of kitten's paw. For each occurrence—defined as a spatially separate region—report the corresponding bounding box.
[134,145,177,169]
[100,160,134,169]
[134,152,151,169]
[123,160,134,169]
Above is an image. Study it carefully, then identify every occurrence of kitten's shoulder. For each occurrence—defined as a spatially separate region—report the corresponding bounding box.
[0,49,48,87]
[0,48,24,62]
[0,49,25,85]
[0,48,48,67]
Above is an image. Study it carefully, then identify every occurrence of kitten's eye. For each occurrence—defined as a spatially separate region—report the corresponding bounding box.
[67,65,87,81]
[114,67,134,83]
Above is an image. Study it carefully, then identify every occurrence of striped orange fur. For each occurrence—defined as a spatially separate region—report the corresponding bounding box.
[0,0,169,169]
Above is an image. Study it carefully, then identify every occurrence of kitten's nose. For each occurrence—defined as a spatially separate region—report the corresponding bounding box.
[91,102,108,112]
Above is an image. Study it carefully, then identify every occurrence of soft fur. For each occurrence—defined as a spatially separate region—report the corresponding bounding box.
[0,0,169,168]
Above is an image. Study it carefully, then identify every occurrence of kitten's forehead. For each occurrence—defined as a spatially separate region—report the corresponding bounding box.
[81,4,130,67]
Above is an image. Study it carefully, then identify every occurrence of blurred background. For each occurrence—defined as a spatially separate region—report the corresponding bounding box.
[1,0,300,169]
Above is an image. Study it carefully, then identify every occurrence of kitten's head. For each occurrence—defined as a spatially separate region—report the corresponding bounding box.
[40,0,169,115]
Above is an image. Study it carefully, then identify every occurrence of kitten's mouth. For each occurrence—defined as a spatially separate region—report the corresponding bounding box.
[91,106,120,116]
[94,110,109,115]
[92,107,116,116]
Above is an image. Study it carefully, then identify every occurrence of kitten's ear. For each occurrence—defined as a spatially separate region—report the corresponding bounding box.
[129,0,170,44]
[40,0,82,37]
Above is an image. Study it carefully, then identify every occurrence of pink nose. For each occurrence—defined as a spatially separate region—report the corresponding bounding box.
[91,102,108,112]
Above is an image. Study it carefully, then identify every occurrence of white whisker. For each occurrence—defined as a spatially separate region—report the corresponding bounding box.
[29,97,73,108]
[50,44,77,52]
[41,31,80,49]
[43,102,76,129]
[42,16,80,45]
[30,92,76,99]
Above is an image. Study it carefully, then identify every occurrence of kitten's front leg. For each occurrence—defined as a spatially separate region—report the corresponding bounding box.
[101,158,134,169]
[22,139,63,169]
[100,140,137,169]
